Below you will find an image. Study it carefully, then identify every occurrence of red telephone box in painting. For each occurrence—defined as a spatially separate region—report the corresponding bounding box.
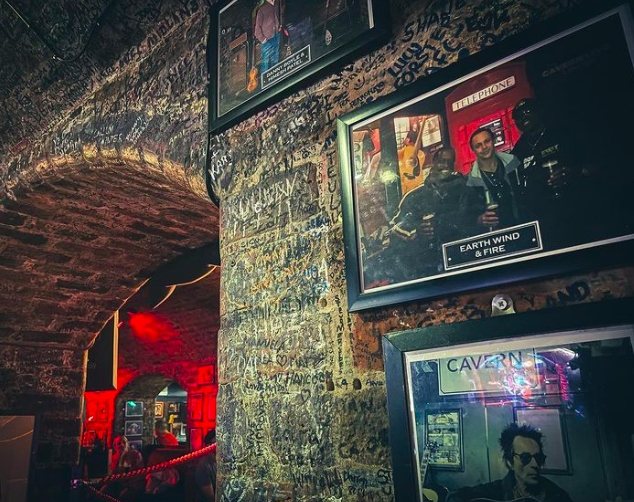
[445,61,534,174]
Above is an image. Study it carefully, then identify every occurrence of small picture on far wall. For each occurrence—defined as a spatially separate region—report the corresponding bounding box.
[167,402,180,414]
[155,401,164,418]
[124,420,143,437]
[125,401,144,417]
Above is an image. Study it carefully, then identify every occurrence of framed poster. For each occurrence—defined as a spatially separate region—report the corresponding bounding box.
[198,364,216,385]
[514,406,571,474]
[424,410,463,470]
[337,2,634,311]
[154,401,164,419]
[125,401,143,417]
[190,427,203,451]
[189,394,203,421]
[124,420,143,437]
[382,298,634,502]
[209,0,390,132]
[167,402,180,414]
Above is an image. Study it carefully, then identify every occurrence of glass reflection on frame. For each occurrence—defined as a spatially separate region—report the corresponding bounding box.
[405,326,634,502]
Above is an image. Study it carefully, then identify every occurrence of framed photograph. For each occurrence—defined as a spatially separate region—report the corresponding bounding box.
[124,420,143,437]
[124,401,143,417]
[424,410,463,470]
[189,393,203,421]
[338,2,634,311]
[198,364,216,385]
[128,439,142,451]
[382,298,634,502]
[209,0,390,132]
[189,427,203,451]
[167,402,180,414]
[514,406,571,474]
[154,401,164,418]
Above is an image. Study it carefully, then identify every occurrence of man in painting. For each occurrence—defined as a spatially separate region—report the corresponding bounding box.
[466,127,523,232]
[447,423,573,502]
[283,0,313,54]
[510,98,601,249]
[373,146,474,281]
[254,0,282,76]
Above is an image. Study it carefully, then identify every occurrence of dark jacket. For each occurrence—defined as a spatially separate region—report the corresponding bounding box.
[446,471,573,502]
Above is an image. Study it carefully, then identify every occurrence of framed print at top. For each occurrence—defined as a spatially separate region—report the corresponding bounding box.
[514,406,571,474]
[125,401,143,418]
[209,0,390,132]
[382,299,634,502]
[338,2,634,311]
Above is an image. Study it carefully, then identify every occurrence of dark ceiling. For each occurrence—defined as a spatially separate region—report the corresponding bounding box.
[0,0,204,161]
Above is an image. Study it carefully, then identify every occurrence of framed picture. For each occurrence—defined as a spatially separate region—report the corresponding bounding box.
[190,427,203,451]
[337,2,634,311]
[167,402,180,414]
[189,393,203,421]
[382,298,634,502]
[424,410,463,470]
[128,439,142,451]
[154,401,164,419]
[124,420,143,437]
[124,401,144,417]
[206,393,217,422]
[514,406,571,474]
[209,0,390,132]
[198,364,216,385]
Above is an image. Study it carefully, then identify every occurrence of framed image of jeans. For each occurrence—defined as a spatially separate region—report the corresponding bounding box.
[382,299,634,502]
[337,2,634,311]
[209,0,390,133]
[514,406,571,474]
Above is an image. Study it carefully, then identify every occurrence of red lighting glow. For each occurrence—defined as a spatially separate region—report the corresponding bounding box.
[127,312,178,341]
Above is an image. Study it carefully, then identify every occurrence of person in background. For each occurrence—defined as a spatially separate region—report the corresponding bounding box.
[195,429,217,502]
[100,435,145,501]
[446,423,573,502]
[154,419,178,446]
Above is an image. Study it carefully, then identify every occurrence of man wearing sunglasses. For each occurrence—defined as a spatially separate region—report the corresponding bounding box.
[447,423,573,502]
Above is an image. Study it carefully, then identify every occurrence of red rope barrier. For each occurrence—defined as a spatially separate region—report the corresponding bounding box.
[80,443,216,486]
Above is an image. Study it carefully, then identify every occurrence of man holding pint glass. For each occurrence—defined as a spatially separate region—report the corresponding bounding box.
[466,127,523,232]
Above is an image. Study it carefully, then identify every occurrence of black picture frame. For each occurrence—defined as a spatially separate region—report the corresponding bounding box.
[424,409,464,471]
[124,400,144,418]
[382,298,634,502]
[124,420,143,437]
[338,2,634,311]
[0,413,40,502]
[208,0,390,133]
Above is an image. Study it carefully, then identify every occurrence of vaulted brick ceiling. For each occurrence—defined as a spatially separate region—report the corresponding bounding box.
[0,0,189,159]
[0,158,219,350]
[0,0,219,351]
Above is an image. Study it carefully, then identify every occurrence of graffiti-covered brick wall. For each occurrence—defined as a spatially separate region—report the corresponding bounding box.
[212,0,634,500]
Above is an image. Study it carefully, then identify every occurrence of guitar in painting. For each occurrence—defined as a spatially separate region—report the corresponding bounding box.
[420,442,445,502]
[399,117,428,195]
